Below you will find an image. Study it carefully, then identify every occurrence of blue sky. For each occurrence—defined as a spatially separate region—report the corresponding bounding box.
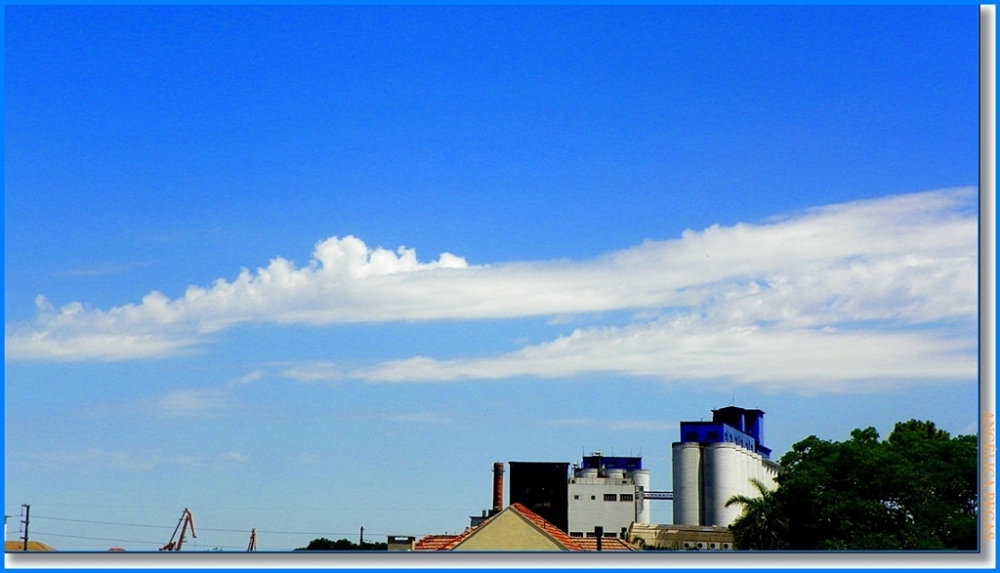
[4,5,983,552]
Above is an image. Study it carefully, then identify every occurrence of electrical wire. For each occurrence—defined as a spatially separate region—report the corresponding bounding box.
[25,531,163,547]
[31,515,173,529]
[31,515,397,537]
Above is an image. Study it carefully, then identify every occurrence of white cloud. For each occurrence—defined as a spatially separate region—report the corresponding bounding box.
[281,362,343,383]
[55,261,153,278]
[5,187,978,393]
[31,448,203,472]
[352,316,975,392]
[232,370,265,385]
[146,388,233,418]
[222,451,249,463]
[29,448,250,471]
[545,418,678,432]
[384,411,454,425]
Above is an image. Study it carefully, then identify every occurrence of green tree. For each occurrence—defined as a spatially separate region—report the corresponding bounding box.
[726,478,785,550]
[770,420,977,550]
[295,537,388,551]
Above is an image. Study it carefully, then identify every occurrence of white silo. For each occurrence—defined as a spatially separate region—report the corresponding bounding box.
[632,469,651,524]
[704,443,742,527]
[672,442,702,525]
[740,448,752,501]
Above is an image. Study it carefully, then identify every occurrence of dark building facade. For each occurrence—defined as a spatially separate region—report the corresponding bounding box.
[508,461,570,533]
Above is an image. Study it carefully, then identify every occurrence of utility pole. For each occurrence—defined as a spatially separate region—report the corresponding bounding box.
[359,526,364,545]
[20,504,30,551]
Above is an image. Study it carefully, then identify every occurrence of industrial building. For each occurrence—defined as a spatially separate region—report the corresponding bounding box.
[672,406,781,528]
[627,523,734,551]
[509,453,653,540]
[566,453,650,538]
[507,461,571,533]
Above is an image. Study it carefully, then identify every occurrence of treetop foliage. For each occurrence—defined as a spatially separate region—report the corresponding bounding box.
[728,419,977,551]
[295,537,388,551]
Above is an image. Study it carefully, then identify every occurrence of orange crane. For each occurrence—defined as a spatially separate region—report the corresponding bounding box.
[160,508,196,551]
[247,529,257,551]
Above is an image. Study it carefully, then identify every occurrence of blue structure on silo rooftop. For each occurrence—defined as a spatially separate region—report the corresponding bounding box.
[678,406,771,460]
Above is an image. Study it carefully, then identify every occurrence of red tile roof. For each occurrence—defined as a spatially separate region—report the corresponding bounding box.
[413,534,460,551]
[414,503,587,551]
[507,503,583,551]
[575,537,638,551]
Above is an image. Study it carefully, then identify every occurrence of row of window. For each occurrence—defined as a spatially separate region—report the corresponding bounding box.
[571,493,634,502]
[568,532,623,538]
[682,541,731,550]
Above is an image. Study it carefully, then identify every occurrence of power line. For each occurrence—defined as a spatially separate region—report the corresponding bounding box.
[32,515,173,529]
[28,531,163,547]
[31,515,395,537]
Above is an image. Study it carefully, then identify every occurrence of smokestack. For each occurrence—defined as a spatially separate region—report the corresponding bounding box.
[595,526,603,551]
[492,462,505,512]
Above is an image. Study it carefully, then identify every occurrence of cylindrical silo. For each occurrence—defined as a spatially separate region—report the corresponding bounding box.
[606,468,625,481]
[740,449,751,502]
[632,469,651,524]
[704,443,740,527]
[672,443,702,525]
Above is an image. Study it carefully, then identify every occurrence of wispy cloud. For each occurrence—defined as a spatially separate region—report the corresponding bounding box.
[353,319,975,392]
[232,370,265,385]
[281,362,342,383]
[55,261,153,278]
[4,188,977,395]
[31,448,204,472]
[545,418,678,432]
[221,451,249,463]
[383,411,454,425]
[144,388,233,418]
[29,448,250,471]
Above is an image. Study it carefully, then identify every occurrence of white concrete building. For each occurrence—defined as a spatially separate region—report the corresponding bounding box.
[566,454,651,538]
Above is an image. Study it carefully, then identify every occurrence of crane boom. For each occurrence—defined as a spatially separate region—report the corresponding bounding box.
[160,508,196,551]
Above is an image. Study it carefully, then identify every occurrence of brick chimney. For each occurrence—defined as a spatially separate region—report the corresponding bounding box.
[492,462,504,513]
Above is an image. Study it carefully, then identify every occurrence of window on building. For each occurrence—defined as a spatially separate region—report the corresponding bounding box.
[603,494,617,502]
[685,431,698,441]
[603,532,617,538]
[591,495,596,500]
[620,494,634,502]
[573,495,579,500]
[570,532,583,538]
[586,532,597,538]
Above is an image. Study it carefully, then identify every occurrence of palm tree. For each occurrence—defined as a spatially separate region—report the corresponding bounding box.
[725,478,784,550]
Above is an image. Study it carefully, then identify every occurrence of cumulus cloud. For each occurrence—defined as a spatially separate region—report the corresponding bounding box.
[4,188,978,393]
